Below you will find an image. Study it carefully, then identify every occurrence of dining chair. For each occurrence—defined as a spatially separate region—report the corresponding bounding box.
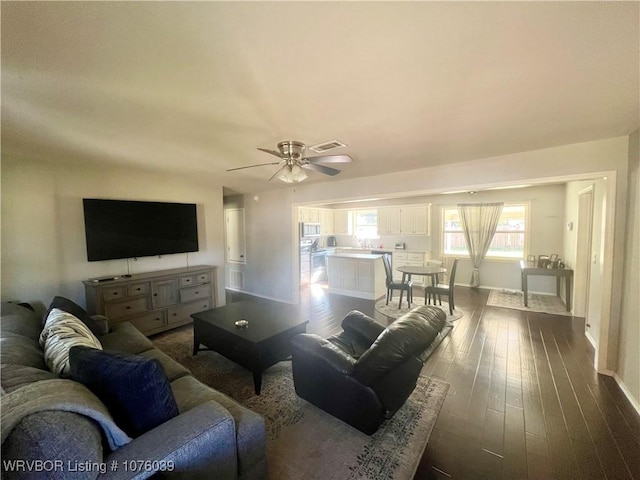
[424,258,459,315]
[382,254,413,309]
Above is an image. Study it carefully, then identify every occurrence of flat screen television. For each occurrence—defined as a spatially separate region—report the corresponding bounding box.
[83,198,199,262]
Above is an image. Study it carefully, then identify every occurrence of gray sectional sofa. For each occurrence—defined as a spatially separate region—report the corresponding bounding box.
[1,302,267,479]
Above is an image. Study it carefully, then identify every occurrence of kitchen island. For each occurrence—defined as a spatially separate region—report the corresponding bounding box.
[326,253,387,300]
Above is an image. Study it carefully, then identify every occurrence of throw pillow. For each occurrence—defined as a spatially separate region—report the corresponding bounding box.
[69,346,179,437]
[44,296,105,336]
[39,308,103,376]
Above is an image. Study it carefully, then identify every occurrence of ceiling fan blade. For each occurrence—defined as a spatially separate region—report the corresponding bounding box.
[302,162,341,176]
[226,161,281,172]
[258,147,285,158]
[306,154,352,164]
[268,164,289,182]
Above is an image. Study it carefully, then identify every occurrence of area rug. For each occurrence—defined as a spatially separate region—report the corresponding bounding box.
[486,289,572,316]
[153,327,449,480]
[375,297,464,321]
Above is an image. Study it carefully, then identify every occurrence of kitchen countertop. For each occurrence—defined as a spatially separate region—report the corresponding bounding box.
[327,252,384,260]
[333,247,428,254]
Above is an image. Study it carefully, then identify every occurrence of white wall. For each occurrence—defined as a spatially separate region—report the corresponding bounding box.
[1,158,226,314]
[617,129,640,408]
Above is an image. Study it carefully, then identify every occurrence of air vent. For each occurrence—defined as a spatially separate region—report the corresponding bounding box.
[309,140,347,153]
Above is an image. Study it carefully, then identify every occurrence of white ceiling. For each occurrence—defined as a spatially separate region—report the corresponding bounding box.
[2,2,638,193]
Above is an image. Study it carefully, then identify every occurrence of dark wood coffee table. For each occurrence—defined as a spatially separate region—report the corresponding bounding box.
[191,300,308,395]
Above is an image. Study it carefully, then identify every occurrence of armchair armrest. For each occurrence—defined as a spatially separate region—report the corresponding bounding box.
[291,334,356,375]
[101,401,238,480]
[341,311,386,347]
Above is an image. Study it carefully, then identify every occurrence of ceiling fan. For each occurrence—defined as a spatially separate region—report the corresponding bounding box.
[226,140,352,183]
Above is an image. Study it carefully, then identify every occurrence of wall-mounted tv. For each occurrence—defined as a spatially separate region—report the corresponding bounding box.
[83,198,199,262]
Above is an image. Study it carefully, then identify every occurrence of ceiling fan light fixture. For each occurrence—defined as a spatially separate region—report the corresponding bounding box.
[278,164,308,183]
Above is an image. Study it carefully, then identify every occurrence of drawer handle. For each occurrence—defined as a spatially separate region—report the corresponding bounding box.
[172,313,177,316]
[112,292,118,296]
[126,306,131,310]
[195,291,199,294]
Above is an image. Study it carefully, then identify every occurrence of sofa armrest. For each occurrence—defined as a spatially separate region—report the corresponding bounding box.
[101,401,238,480]
[341,311,385,347]
[291,334,356,375]
[90,315,111,336]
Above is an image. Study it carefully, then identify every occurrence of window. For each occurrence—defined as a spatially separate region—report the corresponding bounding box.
[442,204,527,259]
[353,210,378,239]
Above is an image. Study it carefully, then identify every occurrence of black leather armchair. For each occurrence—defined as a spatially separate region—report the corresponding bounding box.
[291,306,451,434]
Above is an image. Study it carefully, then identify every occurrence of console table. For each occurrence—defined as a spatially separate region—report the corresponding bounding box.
[83,265,217,336]
[519,260,573,311]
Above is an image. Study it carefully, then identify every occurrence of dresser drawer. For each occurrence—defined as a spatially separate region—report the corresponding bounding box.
[179,275,196,287]
[180,271,211,286]
[167,300,211,325]
[130,310,166,334]
[407,253,425,262]
[126,282,149,296]
[194,271,211,284]
[105,297,149,319]
[180,285,211,303]
[103,287,126,301]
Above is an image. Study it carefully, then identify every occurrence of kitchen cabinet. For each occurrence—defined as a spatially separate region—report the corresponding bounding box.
[377,207,402,235]
[327,253,386,300]
[299,208,320,223]
[401,205,430,235]
[377,204,430,235]
[392,251,432,285]
[333,209,350,235]
[320,209,334,235]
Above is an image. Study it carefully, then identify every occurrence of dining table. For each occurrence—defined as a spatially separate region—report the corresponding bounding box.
[395,265,448,307]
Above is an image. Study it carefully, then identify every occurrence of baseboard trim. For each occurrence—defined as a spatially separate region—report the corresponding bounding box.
[225,287,296,305]
[613,373,640,416]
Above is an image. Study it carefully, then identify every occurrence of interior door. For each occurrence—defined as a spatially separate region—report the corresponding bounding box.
[226,208,246,264]
[574,187,594,323]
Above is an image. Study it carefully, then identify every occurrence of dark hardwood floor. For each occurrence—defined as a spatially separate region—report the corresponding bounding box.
[226,285,640,479]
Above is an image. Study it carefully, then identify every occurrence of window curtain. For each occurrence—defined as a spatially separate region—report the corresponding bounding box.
[457,202,504,287]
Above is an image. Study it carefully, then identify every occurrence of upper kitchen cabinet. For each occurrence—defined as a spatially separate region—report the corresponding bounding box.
[377,207,402,235]
[333,209,350,235]
[299,208,320,223]
[401,205,430,235]
[320,209,334,235]
[378,204,431,235]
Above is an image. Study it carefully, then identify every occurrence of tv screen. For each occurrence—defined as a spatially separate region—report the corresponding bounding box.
[83,199,199,262]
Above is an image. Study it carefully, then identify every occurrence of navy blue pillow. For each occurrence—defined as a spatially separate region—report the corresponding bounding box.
[44,296,104,336]
[69,346,179,437]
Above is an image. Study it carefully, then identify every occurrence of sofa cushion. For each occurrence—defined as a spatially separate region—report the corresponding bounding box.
[98,321,154,355]
[39,309,103,376]
[2,411,103,480]
[1,304,42,341]
[69,346,179,437]
[0,333,47,371]
[139,348,190,382]
[44,296,106,336]
[0,365,57,393]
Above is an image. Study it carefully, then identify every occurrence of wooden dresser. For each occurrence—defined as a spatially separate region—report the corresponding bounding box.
[83,265,217,336]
